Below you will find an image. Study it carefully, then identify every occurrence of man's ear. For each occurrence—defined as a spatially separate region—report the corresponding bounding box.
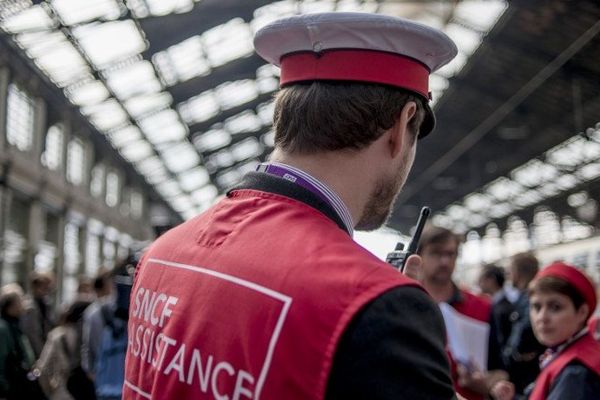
[389,101,417,158]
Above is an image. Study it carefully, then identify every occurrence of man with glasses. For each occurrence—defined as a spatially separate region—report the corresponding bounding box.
[419,225,507,400]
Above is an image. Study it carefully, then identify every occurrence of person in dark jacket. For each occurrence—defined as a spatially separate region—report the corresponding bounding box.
[479,264,515,352]
[502,253,546,395]
[0,284,45,400]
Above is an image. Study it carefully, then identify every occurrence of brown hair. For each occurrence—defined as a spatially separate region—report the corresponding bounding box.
[511,252,539,283]
[273,81,426,154]
[529,276,586,310]
[417,225,461,254]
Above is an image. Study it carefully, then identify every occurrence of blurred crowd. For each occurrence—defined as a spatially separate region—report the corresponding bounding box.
[416,225,600,400]
[1,224,599,400]
[0,253,137,400]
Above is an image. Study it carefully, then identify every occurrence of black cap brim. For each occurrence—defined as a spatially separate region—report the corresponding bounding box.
[419,102,435,139]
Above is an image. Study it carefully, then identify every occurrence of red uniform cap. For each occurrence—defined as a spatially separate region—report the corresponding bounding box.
[253,12,458,138]
[536,262,597,317]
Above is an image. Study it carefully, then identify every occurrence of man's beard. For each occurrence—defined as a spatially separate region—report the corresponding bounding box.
[356,176,402,231]
[356,168,405,231]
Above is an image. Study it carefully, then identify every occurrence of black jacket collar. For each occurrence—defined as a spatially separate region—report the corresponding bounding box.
[228,172,350,235]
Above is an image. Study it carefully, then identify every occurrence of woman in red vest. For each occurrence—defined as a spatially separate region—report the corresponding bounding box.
[491,262,600,400]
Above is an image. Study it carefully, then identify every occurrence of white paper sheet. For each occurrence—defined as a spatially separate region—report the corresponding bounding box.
[439,302,490,372]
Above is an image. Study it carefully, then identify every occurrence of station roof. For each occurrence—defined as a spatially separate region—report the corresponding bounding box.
[1,0,598,235]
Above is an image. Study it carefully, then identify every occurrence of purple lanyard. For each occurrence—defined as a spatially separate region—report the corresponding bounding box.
[257,163,332,205]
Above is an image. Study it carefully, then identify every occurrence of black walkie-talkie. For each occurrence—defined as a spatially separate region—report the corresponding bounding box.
[386,206,430,273]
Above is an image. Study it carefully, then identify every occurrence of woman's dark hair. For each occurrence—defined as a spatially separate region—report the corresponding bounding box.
[60,300,92,325]
[529,276,586,310]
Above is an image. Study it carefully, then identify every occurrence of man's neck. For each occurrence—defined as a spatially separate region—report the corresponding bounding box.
[423,280,455,303]
[270,150,375,226]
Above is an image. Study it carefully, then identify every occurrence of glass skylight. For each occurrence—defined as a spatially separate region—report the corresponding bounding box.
[485,177,523,201]
[104,61,162,100]
[192,129,231,152]
[138,109,188,144]
[464,193,493,213]
[231,137,263,162]
[156,180,183,198]
[51,0,122,26]
[251,1,297,32]
[124,92,173,118]
[224,110,262,134]
[178,166,210,192]
[65,80,110,106]
[215,80,259,110]
[73,20,146,67]
[153,35,210,86]
[202,18,253,68]
[191,185,218,205]
[0,4,54,33]
[257,101,275,126]
[160,142,200,173]
[120,140,154,163]
[106,125,143,148]
[1,0,510,221]
[31,40,90,87]
[261,130,275,148]
[207,149,235,170]
[178,91,219,124]
[144,0,195,17]
[81,98,128,132]
[168,194,194,213]
[216,169,241,189]
[453,0,507,32]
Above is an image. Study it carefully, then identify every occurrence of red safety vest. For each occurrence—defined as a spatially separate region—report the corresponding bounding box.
[123,188,420,400]
[529,332,600,400]
[448,289,491,400]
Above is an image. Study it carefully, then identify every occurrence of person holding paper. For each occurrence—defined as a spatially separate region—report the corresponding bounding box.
[418,225,508,400]
[491,262,600,400]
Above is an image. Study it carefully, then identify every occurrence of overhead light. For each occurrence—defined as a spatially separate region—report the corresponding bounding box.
[215,80,259,110]
[191,185,218,205]
[224,110,262,134]
[104,61,162,100]
[73,20,146,67]
[138,109,188,144]
[192,128,231,152]
[216,169,241,189]
[178,91,219,124]
[65,80,109,106]
[107,125,143,148]
[120,140,154,162]
[124,92,172,118]
[0,5,55,33]
[202,18,253,68]
[51,0,122,26]
[160,142,200,173]
[230,137,263,162]
[178,167,210,192]
[81,98,128,132]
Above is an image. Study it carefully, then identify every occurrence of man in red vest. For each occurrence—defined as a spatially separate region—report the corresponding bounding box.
[418,225,508,400]
[125,12,460,400]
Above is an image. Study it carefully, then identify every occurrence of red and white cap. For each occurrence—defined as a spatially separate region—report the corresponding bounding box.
[254,12,458,138]
[536,262,597,318]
